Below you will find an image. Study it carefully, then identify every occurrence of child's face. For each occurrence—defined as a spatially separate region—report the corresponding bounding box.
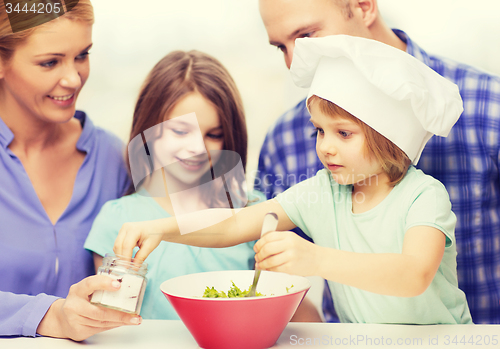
[150,91,224,187]
[309,103,385,187]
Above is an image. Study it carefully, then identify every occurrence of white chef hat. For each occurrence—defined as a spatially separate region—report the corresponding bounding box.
[290,35,463,165]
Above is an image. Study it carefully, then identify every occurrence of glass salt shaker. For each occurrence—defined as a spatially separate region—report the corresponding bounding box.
[91,253,148,315]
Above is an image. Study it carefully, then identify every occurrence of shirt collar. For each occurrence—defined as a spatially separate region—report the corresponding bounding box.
[0,111,94,151]
[393,29,432,66]
[74,110,95,153]
[0,115,14,149]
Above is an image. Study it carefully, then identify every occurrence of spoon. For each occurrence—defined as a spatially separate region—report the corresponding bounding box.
[245,212,279,297]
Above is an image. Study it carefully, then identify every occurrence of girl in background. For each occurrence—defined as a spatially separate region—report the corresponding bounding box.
[84,50,267,319]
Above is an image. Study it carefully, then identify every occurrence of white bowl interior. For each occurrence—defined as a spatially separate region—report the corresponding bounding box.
[160,270,310,299]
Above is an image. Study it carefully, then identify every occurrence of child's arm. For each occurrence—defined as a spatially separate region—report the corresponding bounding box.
[113,199,296,263]
[255,225,446,297]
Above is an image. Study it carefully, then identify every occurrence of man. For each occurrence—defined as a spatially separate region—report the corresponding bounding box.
[255,0,500,324]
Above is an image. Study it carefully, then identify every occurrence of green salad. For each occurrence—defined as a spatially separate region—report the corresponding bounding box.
[203,281,264,298]
[203,282,295,298]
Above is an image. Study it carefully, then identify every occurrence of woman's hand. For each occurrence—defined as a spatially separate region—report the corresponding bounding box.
[36,275,142,341]
[114,220,166,263]
[254,231,321,277]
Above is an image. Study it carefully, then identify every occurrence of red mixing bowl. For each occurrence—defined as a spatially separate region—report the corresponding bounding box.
[160,270,311,349]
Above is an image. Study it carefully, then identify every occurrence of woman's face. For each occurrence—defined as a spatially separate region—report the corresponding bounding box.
[149,91,224,188]
[0,18,92,124]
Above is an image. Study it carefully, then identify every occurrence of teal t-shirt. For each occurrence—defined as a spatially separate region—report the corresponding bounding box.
[84,190,265,319]
[276,166,472,324]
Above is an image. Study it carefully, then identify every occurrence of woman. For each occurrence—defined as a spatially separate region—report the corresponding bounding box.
[0,1,141,340]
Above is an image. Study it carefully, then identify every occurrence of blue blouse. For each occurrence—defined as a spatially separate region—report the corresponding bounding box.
[0,111,130,337]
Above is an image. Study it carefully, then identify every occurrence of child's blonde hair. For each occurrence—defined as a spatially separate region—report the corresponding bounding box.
[308,95,411,186]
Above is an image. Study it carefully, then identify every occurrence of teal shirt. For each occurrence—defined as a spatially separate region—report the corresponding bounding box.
[276,166,472,324]
[84,190,264,319]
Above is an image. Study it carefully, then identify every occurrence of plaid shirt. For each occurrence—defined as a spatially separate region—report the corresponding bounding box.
[254,30,500,324]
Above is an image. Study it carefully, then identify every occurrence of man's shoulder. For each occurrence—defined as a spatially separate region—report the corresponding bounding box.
[267,98,310,135]
[429,54,500,82]
[400,29,500,86]
[261,98,315,154]
[428,55,500,126]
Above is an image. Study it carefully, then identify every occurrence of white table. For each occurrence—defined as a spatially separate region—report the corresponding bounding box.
[2,320,499,349]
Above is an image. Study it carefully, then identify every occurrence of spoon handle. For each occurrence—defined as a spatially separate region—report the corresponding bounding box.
[260,212,279,237]
[246,213,279,297]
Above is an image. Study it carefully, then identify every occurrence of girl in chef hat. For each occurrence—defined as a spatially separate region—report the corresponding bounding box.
[113,36,472,324]
[84,50,265,319]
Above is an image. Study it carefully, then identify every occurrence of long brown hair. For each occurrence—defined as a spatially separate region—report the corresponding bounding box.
[126,50,248,207]
[308,95,411,186]
[0,0,94,64]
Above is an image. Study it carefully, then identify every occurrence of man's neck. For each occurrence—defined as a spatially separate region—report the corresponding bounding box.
[369,16,407,52]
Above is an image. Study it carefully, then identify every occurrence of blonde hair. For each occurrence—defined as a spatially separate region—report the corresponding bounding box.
[308,95,411,186]
[0,0,94,63]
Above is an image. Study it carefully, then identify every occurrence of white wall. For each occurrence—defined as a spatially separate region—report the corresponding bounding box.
[77,0,500,180]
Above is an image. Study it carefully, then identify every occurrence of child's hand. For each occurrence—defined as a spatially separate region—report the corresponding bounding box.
[254,231,320,276]
[114,220,167,263]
